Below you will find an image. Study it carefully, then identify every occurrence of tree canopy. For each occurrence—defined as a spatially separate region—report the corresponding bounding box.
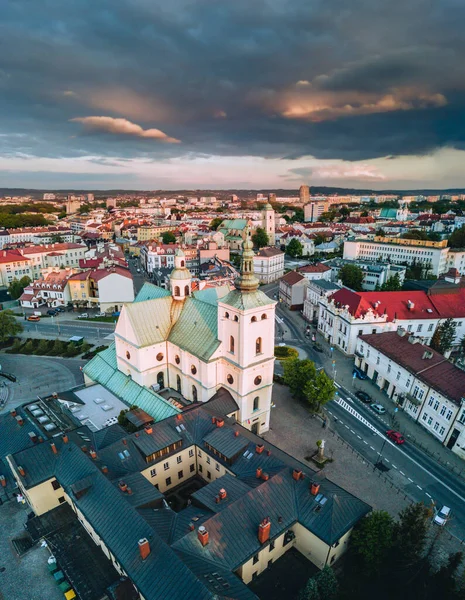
[251,227,269,248]
[8,276,31,300]
[209,217,223,231]
[0,310,23,342]
[339,264,364,291]
[430,318,456,354]
[162,231,176,244]
[380,273,402,291]
[286,238,303,257]
[283,358,335,412]
[448,225,465,249]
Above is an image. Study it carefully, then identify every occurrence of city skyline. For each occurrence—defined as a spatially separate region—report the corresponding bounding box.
[1,0,464,189]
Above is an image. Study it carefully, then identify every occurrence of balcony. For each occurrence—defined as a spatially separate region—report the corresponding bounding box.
[406,393,422,406]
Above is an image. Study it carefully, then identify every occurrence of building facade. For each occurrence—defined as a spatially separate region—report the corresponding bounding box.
[253,247,284,283]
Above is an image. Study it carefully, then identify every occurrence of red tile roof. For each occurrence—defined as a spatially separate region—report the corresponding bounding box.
[359,332,465,404]
[298,263,331,273]
[0,249,29,264]
[280,271,306,286]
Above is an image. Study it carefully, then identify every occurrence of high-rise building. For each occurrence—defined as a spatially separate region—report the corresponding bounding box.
[299,185,310,203]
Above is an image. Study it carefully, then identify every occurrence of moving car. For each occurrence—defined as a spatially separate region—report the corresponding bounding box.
[77,313,89,319]
[434,505,451,526]
[353,366,368,380]
[27,315,40,322]
[370,403,386,415]
[356,391,371,403]
[386,430,405,444]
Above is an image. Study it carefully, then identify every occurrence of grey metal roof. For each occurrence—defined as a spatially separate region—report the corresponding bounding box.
[111,472,164,508]
[203,428,249,459]
[191,473,252,513]
[133,427,182,457]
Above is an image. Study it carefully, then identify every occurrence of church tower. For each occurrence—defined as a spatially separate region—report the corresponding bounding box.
[218,226,276,435]
[169,248,192,301]
[262,202,275,245]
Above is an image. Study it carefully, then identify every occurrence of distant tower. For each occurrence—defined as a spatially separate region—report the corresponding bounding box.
[299,185,310,203]
[262,202,276,245]
[169,249,192,300]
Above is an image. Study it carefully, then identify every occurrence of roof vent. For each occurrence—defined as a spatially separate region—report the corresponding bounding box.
[422,350,434,360]
[397,327,407,337]
[407,300,415,310]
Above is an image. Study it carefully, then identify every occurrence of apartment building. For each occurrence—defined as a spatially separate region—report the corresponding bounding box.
[0,226,76,248]
[19,243,87,278]
[0,249,32,286]
[325,258,406,291]
[67,266,134,312]
[355,331,465,459]
[136,223,178,242]
[303,279,341,323]
[253,247,284,283]
[343,236,449,276]
[318,286,465,355]
[19,270,72,309]
[279,271,308,310]
[304,201,328,223]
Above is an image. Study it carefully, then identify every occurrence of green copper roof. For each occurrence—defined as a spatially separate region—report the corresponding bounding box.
[83,345,179,421]
[168,297,220,361]
[192,285,231,306]
[219,219,248,231]
[123,297,174,348]
[220,289,275,311]
[135,282,171,303]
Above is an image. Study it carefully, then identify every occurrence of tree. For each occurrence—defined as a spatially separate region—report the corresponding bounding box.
[361,210,369,217]
[448,225,465,249]
[300,577,320,600]
[8,275,31,300]
[34,338,51,355]
[320,211,336,222]
[391,502,431,571]
[430,318,456,354]
[162,231,176,244]
[286,239,303,257]
[376,228,386,236]
[314,566,338,600]
[313,234,327,246]
[252,227,269,248]
[283,358,335,412]
[380,273,402,291]
[459,335,465,355]
[209,217,223,231]
[339,206,350,218]
[429,552,463,599]
[0,310,23,343]
[402,230,429,241]
[339,264,364,291]
[350,511,394,576]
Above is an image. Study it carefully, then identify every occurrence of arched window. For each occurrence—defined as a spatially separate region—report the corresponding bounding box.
[176,375,182,394]
[253,396,259,411]
[229,336,235,354]
[225,312,230,319]
[254,376,262,385]
[234,315,239,322]
[227,374,234,384]
[251,316,257,323]
[261,313,267,320]
[157,372,164,388]
[126,350,131,360]
[256,337,262,355]
[180,260,185,267]
[191,365,197,375]
[175,355,180,365]
[174,286,180,296]
[184,285,190,296]
[192,385,198,402]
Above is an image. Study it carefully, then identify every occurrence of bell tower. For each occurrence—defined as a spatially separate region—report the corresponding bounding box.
[262,202,275,245]
[169,249,192,301]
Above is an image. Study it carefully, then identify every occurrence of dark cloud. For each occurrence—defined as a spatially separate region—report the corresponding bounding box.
[0,0,464,184]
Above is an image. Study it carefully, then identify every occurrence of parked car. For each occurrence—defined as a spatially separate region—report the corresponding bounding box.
[434,505,451,526]
[386,430,405,444]
[370,403,386,415]
[27,315,40,322]
[47,309,58,316]
[77,313,89,319]
[356,391,371,403]
[353,366,368,380]
[96,312,106,317]
[55,306,65,312]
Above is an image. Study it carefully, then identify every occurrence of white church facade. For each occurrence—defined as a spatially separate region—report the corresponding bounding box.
[109,231,276,434]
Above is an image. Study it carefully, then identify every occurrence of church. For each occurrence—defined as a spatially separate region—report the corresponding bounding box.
[90,227,277,435]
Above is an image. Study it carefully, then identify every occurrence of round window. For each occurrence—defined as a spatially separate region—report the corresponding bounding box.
[156,352,164,362]
[227,374,234,384]
[175,355,180,365]
[254,376,262,385]
[191,365,197,375]
[126,351,131,360]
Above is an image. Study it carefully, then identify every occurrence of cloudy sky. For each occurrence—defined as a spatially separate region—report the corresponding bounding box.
[1,0,465,190]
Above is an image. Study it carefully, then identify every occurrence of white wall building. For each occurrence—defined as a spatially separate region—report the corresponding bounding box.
[253,247,284,283]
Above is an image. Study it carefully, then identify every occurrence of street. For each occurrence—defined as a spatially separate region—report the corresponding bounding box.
[261,281,465,540]
[20,318,116,342]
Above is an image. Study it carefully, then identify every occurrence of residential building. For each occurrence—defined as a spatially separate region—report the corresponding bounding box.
[279,271,308,310]
[0,226,76,248]
[0,249,32,286]
[299,184,310,203]
[303,279,341,323]
[19,243,87,279]
[355,331,465,459]
[343,236,449,277]
[1,391,370,600]
[318,286,465,355]
[253,247,284,283]
[325,258,406,291]
[446,249,465,275]
[136,224,179,242]
[304,201,328,223]
[67,266,134,312]
[19,270,72,309]
[298,263,332,282]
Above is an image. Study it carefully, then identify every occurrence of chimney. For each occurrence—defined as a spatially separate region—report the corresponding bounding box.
[218,488,227,500]
[122,438,127,445]
[267,450,271,456]
[198,526,209,546]
[216,418,224,428]
[62,434,69,444]
[145,425,153,435]
[50,442,58,455]
[18,466,26,477]
[256,467,263,479]
[138,538,151,560]
[28,432,38,444]
[189,522,195,531]
[311,482,320,496]
[256,444,264,454]
[258,517,271,544]
[212,417,217,424]
[15,415,24,427]
[397,327,406,337]
[293,469,303,481]
[0,475,6,487]
[234,431,239,437]
[118,480,128,492]
[176,414,182,421]
[127,487,133,495]
[407,300,415,311]
[101,465,108,474]
[89,450,97,460]
[81,445,88,453]
[215,495,220,504]
[10,409,17,418]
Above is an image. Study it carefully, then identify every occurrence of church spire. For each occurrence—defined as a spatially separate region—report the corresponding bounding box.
[235,225,259,292]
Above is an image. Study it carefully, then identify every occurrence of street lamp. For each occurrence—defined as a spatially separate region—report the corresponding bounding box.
[375,438,387,468]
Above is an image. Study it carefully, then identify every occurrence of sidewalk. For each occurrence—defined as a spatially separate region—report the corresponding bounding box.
[276,305,465,480]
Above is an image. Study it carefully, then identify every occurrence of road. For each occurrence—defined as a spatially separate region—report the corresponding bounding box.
[262,281,465,539]
[20,318,116,341]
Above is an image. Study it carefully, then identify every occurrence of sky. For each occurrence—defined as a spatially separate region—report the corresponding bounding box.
[1,0,465,191]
